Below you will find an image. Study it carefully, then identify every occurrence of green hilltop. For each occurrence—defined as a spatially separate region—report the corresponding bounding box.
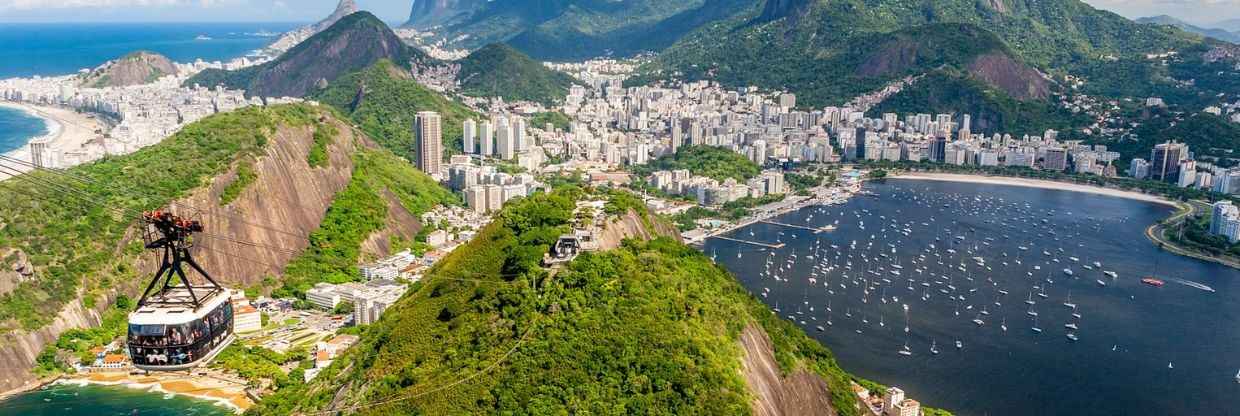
[456,43,578,105]
[247,186,943,415]
[311,59,479,161]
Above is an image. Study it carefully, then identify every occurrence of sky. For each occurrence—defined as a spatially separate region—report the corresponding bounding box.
[0,0,412,23]
[0,0,1239,27]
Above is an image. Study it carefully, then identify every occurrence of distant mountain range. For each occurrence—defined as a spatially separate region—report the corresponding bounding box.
[1136,15,1240,44]
[403,0,754,60]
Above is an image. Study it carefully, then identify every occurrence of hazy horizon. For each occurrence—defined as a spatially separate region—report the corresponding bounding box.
[0,0,1237,28]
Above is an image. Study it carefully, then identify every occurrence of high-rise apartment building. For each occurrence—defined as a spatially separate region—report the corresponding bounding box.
[413,111,443,177]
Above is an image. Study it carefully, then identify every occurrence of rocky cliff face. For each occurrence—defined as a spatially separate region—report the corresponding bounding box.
[740,324,834,416]
[405,0,485,29]
[79,51,179,88]
[967,52,1050,101]
[595,209,681,251]
[0,112,367,395]
[174,117,361,286]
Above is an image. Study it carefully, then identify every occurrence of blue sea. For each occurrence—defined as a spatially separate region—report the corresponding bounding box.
[708,179,1240,416]
[0,383,233,416]
[0,22,303,79]
[0,105,48,154]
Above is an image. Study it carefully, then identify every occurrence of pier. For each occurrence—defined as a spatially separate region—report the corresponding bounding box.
[709,235,786,249]
[759,220,837,234]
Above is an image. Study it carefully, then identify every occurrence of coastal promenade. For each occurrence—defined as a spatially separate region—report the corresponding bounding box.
[1146,200,1240,270]
[893,172,1240,270]
[686,183,859,247]
[0,101,105,173]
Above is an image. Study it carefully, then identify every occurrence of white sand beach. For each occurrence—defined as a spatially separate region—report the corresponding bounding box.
[0,101,104,173]
[60,372,253,413]
[893,172,1177,207]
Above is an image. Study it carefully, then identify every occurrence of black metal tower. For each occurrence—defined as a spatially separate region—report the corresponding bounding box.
[135,210,223,309]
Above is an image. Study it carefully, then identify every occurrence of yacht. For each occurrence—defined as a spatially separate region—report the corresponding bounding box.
[1066,333,1079,341]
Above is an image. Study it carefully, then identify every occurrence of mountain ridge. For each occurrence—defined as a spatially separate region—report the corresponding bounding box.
[187,12,432,98]
[1136,15,1240,44]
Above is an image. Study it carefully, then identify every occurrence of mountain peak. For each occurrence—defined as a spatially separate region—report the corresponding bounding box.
[80,50,178,88]
[311,0,360,32]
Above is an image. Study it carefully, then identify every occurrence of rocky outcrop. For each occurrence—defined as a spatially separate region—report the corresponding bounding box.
[405,0,486,29]
[359,190,422,260]
[79,51,178,88]
[312,0,359,33]
[595,209,681,251]
[967,52,1050,101]
[740,324,835,416]
[174,117,361,286]
[0,295,107,396]
[756,0,813,24]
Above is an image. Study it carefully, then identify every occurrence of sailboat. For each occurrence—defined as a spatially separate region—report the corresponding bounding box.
[1063,291,1076,309]
[930,340,940,355]
[1000,317,1008,332]
[899,341,913,356]
[1031,315,1043,333]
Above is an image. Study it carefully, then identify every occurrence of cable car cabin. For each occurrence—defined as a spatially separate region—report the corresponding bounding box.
[128,287,234,371]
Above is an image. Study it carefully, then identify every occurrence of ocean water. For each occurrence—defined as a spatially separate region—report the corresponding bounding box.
[0,105,48,154]
[0,22,302,79]
[705,179,1240,416]
[0,383,233,415]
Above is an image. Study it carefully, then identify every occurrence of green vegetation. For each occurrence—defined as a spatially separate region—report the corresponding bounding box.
[249,185,956,415]
[786,172,824,193]
[311,60,478,161]
[1096,113,1240,165]
[213,345,306,388]
[868,70,1090,136]
[248,186,579,415]
[275,148,457,298]
[529,111,571,132]
[1170,214,1240,257]
[456,44,577,105]
[33,296,134,376]
[219,159,258,206]
[0,104,322,330]
[634,145,760,182]
[418,0,750,60]
[307,122,338,168]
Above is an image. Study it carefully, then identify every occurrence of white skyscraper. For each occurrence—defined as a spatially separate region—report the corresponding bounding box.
[496,116,515,160]
[413,111,442,178]
[751,140,767,166]
[463,119,477,154]
[479,120,494,156]
[514,117,528,152]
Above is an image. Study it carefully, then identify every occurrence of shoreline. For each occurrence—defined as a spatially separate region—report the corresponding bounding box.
[891,172,1177,207]
[0,101,104,173]
[55,372,252,414]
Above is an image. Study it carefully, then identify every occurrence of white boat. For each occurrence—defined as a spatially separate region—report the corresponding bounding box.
[955,340,963,349]
[1096,279,1107,287]
[1063,268,1074,276]
[930,340,940,355]
[1066,333,1079,341]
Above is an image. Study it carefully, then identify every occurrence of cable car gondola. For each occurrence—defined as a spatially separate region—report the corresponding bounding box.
[127,211,234,371]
